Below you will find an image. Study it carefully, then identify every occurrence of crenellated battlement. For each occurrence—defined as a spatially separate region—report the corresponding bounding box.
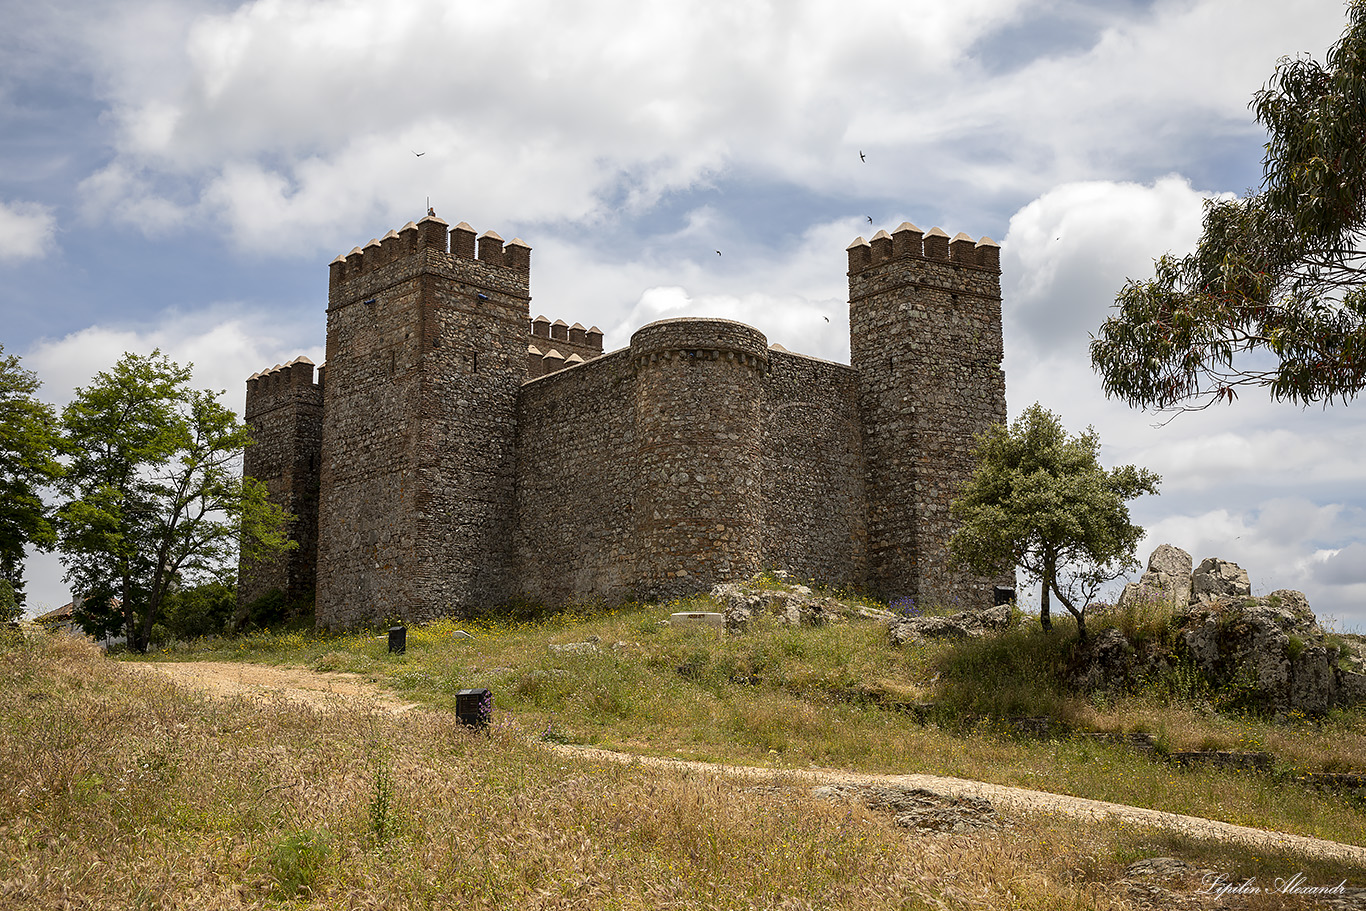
[327,215,533,296]
[245,356,324,419]
[846,222,1000,274]
[528,315,603,376]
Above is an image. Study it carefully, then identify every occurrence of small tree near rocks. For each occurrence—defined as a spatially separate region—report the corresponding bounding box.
[948,404,1160,639]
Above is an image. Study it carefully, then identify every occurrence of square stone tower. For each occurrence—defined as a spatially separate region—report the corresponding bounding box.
[848,223,1011,609]
[316,216,532,626]
[238,356,324,609]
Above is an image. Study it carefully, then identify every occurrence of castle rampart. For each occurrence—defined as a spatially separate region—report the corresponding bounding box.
[243,214,1012,626]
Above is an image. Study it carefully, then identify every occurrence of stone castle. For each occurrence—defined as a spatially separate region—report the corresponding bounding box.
[239,214,1010,628]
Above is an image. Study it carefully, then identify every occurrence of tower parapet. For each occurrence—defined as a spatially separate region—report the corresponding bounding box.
[525,316,603,373]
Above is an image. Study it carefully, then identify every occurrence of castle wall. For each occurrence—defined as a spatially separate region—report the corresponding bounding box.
[760,351,867,587]
[239,358,323,609]
[315,249,428,626]
[631,319,767,600]
[514,349,637,604]
[245,214,1012,627]
[850,224,1011,609]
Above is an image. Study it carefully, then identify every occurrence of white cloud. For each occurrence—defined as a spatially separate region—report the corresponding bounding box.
[1002,175,1216,357]
[0,200,57,262]
[68,0,1348,254]
[23,311,324,414]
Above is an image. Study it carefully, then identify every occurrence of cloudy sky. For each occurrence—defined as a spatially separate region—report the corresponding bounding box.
[4,0,1364,630]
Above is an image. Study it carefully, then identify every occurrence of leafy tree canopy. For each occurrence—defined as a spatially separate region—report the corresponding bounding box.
[0,344,63,610]
[948,404,1160,637]
[56,351,292,652]
[1091,1,1366,410]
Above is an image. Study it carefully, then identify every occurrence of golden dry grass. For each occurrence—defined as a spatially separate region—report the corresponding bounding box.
[3,631,1363,909]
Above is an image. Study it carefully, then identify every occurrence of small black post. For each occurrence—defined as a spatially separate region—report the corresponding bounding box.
[388,625,406,654]
[456,688,493,727]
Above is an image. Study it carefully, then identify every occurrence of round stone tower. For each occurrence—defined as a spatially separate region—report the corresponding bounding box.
[630,318,768,599]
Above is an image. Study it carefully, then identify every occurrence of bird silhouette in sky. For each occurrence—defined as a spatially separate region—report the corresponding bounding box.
[413,150,426,157]
[823,316,830,322]
[859,150,866,162]
[866,215,873,223]
[716,250,722,256]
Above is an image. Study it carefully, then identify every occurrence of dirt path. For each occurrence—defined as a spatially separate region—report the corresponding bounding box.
[128,659,1366,867]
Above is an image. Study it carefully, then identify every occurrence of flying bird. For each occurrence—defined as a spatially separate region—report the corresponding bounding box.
[716,250,722,256]
[866,215,873,223]
[413,150,426,157]
[823,316,830,322]
[859,150,866,162]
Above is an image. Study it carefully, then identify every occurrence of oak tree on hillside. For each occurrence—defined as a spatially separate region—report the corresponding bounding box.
[948,404,1160,638]
[1091,0,1366,410]
[55,351,292,652]
[0,345,63,620]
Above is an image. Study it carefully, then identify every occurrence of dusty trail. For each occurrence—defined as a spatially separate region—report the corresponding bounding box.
[128,659,1366,867]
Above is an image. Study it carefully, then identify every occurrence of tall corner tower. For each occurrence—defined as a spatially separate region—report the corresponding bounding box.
[849,222,1009,610]
[239,357,324,609]
[317,216,532,627]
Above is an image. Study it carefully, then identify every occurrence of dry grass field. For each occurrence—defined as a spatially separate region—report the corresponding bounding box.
[4,594,1365,909]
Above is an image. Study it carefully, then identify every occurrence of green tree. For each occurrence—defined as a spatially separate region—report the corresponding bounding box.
[948,404,1160,638]
[1091,1,1366,410]
[0,344,63,616]
[56,351,292,652]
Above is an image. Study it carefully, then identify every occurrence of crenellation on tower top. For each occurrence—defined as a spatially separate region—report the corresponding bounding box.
[949,231,977,264]
[478,230,504,266]
[892,222,923,258]
[417,214,449,251]
[451,222,477,259]
[922,226,950,261]
[846,236,871,272]
[505,237,531,274]
[870,229,893,263]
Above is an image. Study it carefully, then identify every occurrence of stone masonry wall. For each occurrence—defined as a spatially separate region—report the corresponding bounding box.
[239,357,323,608]
[631,319,768,600]
[316,217,530,627]
[515,349,637,605]
[316,247,427,627]
[850,224,1011,610]
[760,350,867,587]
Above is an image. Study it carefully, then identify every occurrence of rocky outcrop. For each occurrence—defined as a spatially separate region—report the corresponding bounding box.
[1190,557,1251,604]
[710,574,849,631]
[887,604,1014,647]
[1085,546,1366,714]
[813,783,1000,833]
[1179,589,1354,714]
[1117,544,1193,612]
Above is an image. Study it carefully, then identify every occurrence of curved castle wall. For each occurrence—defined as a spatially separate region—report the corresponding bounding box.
[631,319,768,599]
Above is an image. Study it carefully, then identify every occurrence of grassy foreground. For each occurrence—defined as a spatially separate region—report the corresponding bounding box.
[3,596,1364,908]
[148,595,1366,844]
